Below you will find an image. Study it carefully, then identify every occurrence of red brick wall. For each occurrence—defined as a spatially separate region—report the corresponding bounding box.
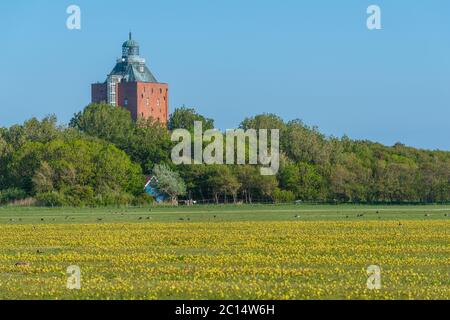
[117,82,168,123]
[136,83,169,124]
[91,83,107,103]
[117,82,138,120]
[93,81,169,123]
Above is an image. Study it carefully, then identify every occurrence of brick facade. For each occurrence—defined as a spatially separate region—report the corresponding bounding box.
[116,82,168,122]
[91,34,169,124]
[91,83,107,104]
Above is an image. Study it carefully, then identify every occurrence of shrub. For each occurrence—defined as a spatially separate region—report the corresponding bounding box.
[95,188,135,207]
[273,188,296,204]
[61,185,95,207]
[0,188,28,205]
[35,192,67,207]
[132,193,155,206]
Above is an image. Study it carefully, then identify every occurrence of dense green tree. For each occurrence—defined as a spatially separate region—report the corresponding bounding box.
[205,166,241,204]
[240,113,286,132]
[70,104,172,174]
[2,116,61,149]
[283,120,330,165]
[0,134,8,157]
[69,103,135,148]
[168,107,214,132]
[2,124,144,206]
[1,108,450,206]
[130,118,173,173]
[177,164,210,202]
[234,165,277,203]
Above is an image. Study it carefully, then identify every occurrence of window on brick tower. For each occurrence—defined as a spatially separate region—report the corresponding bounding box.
[146,98,149,106]
[124,99,128,106]
[157,99,160,107]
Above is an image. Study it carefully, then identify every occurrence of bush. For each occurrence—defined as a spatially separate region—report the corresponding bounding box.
[35,192,67,207]
[61,185,95,207]
[132,193,155,206]
[0,188,28,205]
[273,188,296,204]
[95,189,135,207]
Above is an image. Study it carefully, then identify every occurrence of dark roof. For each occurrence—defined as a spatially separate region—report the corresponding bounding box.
[129,64,157,82]
[106,34,160,83]
[123,32,138,48]
[122,39,139,48]
[109,60,158,83]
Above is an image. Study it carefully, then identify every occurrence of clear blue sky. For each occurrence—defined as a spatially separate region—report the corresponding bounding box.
[1,0,449,150]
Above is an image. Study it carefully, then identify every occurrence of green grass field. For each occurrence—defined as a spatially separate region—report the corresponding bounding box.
[1,204,449,224]
[0,204,449,300]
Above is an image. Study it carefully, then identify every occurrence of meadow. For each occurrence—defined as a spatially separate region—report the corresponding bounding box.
[0,204,448,300]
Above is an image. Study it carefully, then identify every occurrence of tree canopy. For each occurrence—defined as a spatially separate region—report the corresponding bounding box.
[0,105,449,206]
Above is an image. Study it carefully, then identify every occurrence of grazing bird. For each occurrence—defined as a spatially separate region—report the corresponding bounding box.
[15,262,30,267]
[41,218,44,221]
[97,218,103,221]
[36,250,43,254]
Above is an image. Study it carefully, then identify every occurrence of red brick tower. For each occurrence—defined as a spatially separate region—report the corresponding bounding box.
[91,33,168,123]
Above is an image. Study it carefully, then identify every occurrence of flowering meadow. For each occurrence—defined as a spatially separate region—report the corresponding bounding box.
[0,206,448,300]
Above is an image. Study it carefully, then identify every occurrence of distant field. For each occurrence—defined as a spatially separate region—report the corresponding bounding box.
[0,205,448,300]
[1,204,449,224]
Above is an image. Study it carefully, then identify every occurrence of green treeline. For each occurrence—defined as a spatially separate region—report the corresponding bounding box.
[0,104,449,206]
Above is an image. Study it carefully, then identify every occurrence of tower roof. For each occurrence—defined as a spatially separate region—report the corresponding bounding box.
[109,62,157,83]
[122,32,139,48]
[107,33,158,83]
